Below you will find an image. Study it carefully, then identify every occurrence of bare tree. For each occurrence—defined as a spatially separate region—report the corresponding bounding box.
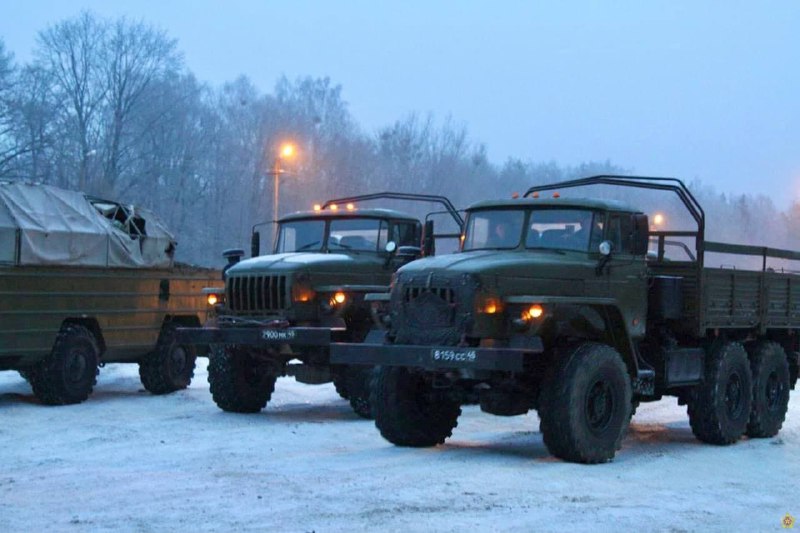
[35,11,106,190]
[101,17,181,193]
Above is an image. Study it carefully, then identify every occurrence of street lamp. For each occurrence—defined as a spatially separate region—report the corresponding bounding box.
[269,142,296,219]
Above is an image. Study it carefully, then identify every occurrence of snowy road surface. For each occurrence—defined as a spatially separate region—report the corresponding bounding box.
[1,360,798,532]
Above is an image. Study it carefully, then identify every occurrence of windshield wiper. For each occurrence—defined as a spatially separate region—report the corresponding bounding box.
[527,247,567,255]
[295,241,321,252]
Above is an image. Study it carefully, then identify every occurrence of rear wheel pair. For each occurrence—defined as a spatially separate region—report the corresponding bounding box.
[688,340,789,443]
[29,324,100,405]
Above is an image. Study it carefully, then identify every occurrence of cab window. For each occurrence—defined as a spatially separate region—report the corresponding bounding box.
[607,213,633,254]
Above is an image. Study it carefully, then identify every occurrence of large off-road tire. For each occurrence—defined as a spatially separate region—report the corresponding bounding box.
[207,345,277,413]
[139,326,197,395]
[687,341,752,445]
[344,365,374,419]
[746,341,790,438]
[371,366,461,447]
[539,342,632,464]
[332,370,350,400]
[29,324,100,405]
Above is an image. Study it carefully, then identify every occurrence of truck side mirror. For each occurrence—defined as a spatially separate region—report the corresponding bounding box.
[222,248,244,278]
[251,232,260,257]
[422,220,435,257]
[632,214,649,255]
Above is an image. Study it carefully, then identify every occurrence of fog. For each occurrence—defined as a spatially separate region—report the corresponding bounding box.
[0,5,798,266]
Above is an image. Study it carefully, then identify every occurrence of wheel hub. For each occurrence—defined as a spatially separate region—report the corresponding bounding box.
[585,379,614,433]
[65,348,87,383]
[724,373,744,418]
[765,370,783,412]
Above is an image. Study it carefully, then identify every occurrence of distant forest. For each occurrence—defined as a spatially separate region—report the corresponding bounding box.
[1,12,797,266]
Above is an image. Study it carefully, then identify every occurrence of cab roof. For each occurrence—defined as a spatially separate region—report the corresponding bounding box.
[279,207,420,223]
[466,197,640,213]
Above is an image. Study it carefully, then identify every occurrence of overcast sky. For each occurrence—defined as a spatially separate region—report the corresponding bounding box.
[3,1,799,207]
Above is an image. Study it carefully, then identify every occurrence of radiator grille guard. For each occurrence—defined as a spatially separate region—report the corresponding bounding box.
[226,274,289,313]
[392,274,476,345]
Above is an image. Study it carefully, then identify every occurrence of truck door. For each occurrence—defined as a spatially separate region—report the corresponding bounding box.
[605,213,648,339]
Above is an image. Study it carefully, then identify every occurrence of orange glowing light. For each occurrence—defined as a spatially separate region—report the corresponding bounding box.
[280,143,295,158]
[207,294,219,306]
[525,304,544,320]
[333,292,346,304]
[313,204,322,212]
[329,204,339,211]
[346,203,355,211]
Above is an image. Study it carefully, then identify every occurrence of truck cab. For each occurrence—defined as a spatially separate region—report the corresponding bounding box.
[332,175,798,464]
[179,192,463,418]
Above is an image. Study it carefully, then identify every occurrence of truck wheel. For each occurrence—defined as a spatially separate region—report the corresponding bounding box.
[746,341,790,438]
[371,366,461,447]
[345,365,374,419]
[29,324,99,405]
[332,370,350,400]
[139,326,197,394]
[208,345,277,413]
[539,342,632,464]
[687,341,752,445]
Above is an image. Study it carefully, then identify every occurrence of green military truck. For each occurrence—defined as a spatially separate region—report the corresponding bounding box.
[0,181,221,405]
[177,193,463,417]
[331,175,799,463]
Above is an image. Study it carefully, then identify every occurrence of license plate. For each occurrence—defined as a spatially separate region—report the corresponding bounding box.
[261,329,297,341]
[430,348,478,364]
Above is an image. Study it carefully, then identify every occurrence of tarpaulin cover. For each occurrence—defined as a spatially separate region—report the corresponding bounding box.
[0,181,176,268]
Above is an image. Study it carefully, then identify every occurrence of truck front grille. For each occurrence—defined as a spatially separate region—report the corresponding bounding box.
[403,286,455,304]
[226,275,288,313]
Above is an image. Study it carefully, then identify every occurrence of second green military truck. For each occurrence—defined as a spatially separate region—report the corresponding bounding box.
[331,175,798,463]
[178,193,463,417]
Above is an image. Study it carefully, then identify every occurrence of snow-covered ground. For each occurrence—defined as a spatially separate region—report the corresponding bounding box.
[1,360,798,533]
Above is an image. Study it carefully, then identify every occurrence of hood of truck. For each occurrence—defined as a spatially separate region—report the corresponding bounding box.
[397,249,596,282]
[226,252,385,276]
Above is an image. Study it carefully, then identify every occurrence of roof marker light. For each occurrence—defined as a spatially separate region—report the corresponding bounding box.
[532,192,540,199]
[346,203,355,211]
[553,192,560,199]
[313,204,322,212]
[330,204,339,211]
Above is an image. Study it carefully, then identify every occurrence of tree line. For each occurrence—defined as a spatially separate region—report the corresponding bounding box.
[0,12,797,266]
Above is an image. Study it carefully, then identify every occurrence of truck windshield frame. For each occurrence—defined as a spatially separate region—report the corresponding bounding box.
[275,219,326,253]
[462,208,603,253]
[274,216,391,254]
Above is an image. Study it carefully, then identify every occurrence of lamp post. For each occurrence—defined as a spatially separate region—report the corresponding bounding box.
[269,143,296,220]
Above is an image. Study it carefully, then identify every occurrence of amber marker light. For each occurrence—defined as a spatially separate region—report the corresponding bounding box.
[524,304,544,320]
[330,204,339,211]
[483,299,500,314]
[333,292,346,304]
[207,293,219,306]
[313,204,322,212]
[346,203,355,211]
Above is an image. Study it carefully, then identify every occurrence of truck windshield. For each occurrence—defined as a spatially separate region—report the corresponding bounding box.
[463,210,525,250]
[328,218,387,252]
[463,208,602,252]
[276,219,325,252]
[526,209,602,252]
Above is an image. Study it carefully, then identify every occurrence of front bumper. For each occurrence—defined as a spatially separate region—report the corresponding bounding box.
[329,338,544,372]
[176,326,342,348]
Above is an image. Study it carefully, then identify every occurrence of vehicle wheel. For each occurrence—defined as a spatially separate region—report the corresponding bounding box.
[207,345,277,413]
[371,366,461,447]
[332,369,350,400]
[345,365,374,419]
[18,368,37,383]
[29,324,100,405]
[139,326,197,394]
[746,341,790,438]
[687,341,752,445]
[539,342,632,464]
